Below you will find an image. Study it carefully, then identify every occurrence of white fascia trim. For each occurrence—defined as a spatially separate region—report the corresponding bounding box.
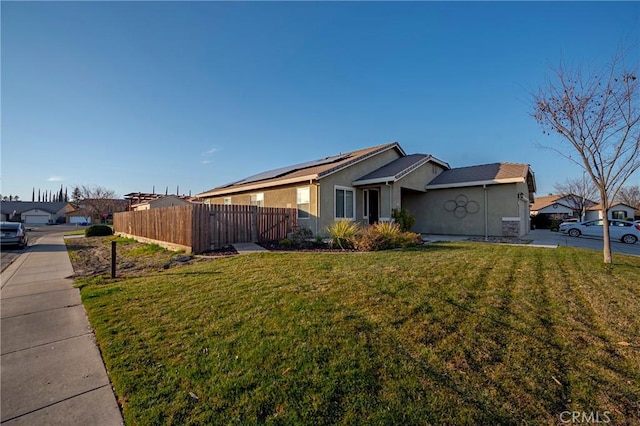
[198,174,317,197]
[425,177,525,190]
[353,177,395,186]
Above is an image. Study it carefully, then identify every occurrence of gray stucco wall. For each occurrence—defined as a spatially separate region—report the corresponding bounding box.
[417,183,524,236]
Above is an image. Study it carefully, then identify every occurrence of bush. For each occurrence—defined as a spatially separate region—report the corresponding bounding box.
[325,220,360,249]
[392,209,416,232]
[353,222,422,251]
[290,227,314,247]
[85,224,114,237]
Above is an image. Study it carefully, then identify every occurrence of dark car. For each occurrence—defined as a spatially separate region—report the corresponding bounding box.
[0,222,29,249]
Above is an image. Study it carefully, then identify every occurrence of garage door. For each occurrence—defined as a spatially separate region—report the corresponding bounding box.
[24,215,50,225]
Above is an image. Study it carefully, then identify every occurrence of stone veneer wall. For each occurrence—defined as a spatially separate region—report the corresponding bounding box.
[501,219,520,237]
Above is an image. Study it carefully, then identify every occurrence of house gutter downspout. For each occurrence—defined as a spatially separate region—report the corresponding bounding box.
[484,184,488,241]
[314,181,320,236]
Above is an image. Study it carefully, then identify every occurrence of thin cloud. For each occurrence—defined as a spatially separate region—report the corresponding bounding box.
[202,160,211,164]
[47,176,65,182]
[205,148,218,155]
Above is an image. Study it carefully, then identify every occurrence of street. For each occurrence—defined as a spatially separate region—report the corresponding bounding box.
[528,229,640,256]
[1,224,88,272]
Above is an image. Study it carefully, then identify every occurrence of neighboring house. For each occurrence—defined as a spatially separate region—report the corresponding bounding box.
[131,195,191,211]
[423,163,536,237]
[530,194,597,221]
[585,202,637,221]
[197,142,538,238]
[67,199,129,224]
[0,201,74,225]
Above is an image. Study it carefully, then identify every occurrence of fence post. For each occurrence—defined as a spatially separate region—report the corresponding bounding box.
[111,240,117,279]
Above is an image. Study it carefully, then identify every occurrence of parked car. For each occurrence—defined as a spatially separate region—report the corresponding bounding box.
[0,222,29,249]
[559,219,640,244]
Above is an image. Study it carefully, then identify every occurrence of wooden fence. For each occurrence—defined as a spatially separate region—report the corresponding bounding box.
[114,204,297,254]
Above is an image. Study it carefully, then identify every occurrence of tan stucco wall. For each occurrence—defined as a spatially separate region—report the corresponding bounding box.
[317,148,402,232]
[205,183,320,234]
[150,197,190,209]
[417,183,526,236]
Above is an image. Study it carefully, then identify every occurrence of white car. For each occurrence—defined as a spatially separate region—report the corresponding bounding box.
[559,219,640,244]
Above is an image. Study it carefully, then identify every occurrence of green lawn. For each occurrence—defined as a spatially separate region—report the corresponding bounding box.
[77,243,640,425]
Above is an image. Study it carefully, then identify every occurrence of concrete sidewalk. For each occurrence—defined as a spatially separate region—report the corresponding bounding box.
[1,234,123,425]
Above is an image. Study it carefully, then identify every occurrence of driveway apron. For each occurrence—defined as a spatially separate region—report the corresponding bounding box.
[1,234,123,425]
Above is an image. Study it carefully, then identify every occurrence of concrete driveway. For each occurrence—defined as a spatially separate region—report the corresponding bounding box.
[528,229,640,256]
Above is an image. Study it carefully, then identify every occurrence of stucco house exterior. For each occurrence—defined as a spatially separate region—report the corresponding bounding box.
[0,202,74,225]
[585,202,637,221]
[197,142,537,238]
[131,195,191,211]
[530,194,598,221]
[423,163,536,237]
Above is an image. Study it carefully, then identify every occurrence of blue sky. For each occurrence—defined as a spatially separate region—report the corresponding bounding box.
[2,1,638,200]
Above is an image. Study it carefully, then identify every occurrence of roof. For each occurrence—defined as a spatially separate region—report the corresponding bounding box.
[352,154,450,186]
[0,201,71,215]
[530,194,598,211]
[197,142,406,197]
[587,202,636,211]
[530,194,568,211]
[426,162,536,195]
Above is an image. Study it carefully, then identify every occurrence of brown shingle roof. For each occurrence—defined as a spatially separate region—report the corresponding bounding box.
[197,142,405,197]
[427,163,531,186]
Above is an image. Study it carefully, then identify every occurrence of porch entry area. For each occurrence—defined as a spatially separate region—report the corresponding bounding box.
[363,188,379,225]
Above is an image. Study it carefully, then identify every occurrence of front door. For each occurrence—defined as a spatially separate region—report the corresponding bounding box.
[368,189,379,225]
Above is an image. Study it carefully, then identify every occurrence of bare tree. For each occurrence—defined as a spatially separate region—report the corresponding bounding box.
[533,51,640,263]
[73,185,118,223]
[553,177,598,220]
[616,184,640,210]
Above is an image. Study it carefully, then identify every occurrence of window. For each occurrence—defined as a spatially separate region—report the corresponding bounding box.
[223,197,232,205]
[297,187,310,219]
[612,210,626,220]
[249,193,264,207]
[335,186,355,219]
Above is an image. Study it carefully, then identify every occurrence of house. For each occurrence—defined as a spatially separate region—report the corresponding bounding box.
[131,195,191,211]
[530,194,597,221]
[0,201,75,225]
[423,163,536,237]
[197,142,537,238]
[585,202,637,221]
[67,199,129,224]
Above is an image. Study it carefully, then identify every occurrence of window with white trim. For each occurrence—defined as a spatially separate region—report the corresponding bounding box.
[297,187,310,219]
[249,193,264,207]
[335,186,355,219]
[223,197,232,205]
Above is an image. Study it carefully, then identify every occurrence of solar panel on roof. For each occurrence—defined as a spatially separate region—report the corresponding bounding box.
[221,153,350,187]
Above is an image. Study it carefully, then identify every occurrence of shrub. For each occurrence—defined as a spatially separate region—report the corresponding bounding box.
[279,238,293,246]
[85,224,114,237]
[325,220,360,249]
[290,227,314,247]
[353,222,422,251]
[392,208,416,232]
